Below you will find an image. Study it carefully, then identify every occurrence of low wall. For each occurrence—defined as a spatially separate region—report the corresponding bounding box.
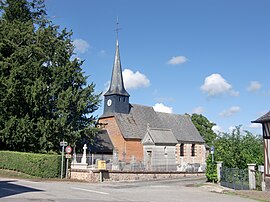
[70,169,205,183]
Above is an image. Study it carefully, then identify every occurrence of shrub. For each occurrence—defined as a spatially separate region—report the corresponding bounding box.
[0,151,61,178]
[206,156,217,182]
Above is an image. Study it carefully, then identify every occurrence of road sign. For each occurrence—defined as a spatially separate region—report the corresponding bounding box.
[60,141,68,147]
[65,154,72,158]
[65,146,72,154]
[210,146,215,154]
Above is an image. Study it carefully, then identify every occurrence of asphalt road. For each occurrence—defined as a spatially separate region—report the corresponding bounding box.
[0,177,255,202]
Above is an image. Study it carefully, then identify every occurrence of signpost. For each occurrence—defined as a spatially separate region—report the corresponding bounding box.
[210,146,215,163]
[65,146,72,178]
[60,140,67,179]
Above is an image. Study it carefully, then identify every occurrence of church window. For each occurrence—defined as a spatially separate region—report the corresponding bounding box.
[123,97,125,102]
[180,143,184,156]
[191,144,195,156]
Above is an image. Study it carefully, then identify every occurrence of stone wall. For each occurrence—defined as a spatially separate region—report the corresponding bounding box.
[265,176,270,191]
[70,169,205,183]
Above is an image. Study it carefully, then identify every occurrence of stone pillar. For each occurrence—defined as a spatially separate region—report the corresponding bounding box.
[247,163,256,190]
[258,165,266,191]
[216,161,223,183]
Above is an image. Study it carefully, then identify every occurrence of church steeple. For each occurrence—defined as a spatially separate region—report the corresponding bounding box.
[104,39,129,97]
[103,23,130,116]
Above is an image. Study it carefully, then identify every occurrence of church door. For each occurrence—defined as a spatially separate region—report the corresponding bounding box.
[146,151,152,171]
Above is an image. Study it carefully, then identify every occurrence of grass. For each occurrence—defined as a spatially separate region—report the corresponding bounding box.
[0,169,40,179]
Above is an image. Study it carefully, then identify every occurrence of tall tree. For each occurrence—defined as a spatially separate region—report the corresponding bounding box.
[0,0,100,153]
[191,113,217,146]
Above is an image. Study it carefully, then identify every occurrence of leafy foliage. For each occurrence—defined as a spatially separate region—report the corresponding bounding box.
[0,0,100,153]
[206,126,263,181]
[213,126,263,169]
[0,150,61,178]
[191,113,217,146]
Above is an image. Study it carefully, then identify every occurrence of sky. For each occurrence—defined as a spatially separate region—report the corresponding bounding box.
[45,0,270,135]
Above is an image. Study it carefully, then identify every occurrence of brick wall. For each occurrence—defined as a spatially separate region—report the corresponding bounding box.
[176,143,205,165]
[98,117,143,161]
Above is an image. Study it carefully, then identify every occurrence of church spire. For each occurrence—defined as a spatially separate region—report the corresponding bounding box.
[104,22,129,97]
[103,21,130,116]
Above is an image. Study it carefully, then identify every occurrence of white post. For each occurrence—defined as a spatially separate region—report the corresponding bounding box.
[247,163,256,190]
[258,165,266,191]
[216,161,223,183]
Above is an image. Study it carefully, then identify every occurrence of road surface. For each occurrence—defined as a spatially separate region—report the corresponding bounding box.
[0,177,255,202]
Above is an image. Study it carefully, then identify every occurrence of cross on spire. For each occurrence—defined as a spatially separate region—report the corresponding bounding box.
[115,17,121,41]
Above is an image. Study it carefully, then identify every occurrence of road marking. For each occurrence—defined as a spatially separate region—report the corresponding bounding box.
[71,187,109,195]
[150,185,170,188]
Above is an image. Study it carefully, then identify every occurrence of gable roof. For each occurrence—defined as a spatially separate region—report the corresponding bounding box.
[142,128,178,145]
[156,112,204,143]
[91,130,114,154]
[252,111,270,123]
[102,104,204,143]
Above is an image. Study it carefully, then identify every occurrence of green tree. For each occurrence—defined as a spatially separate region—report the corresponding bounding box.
[0,0,100,153]
[213,126,263,169]
[206,125,263,181]
[191,113,217,146]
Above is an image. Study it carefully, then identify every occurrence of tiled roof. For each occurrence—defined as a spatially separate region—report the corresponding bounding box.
[111,104,204,143]
[91,130,114,154]
[156,112,204,143]
[145,128,178,145]
[252,111,270,123]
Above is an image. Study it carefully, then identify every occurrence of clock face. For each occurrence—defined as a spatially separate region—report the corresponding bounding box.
[107,99,112,106]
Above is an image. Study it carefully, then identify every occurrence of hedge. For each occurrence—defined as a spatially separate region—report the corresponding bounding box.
[0,151,61,178]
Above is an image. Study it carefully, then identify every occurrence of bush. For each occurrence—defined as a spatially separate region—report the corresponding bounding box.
[0,151,61,178]
[206,156,217,182]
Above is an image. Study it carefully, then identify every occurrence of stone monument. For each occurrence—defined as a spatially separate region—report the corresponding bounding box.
[71,144,88,170]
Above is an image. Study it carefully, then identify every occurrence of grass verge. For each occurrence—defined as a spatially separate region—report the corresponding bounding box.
[0,169,39,179]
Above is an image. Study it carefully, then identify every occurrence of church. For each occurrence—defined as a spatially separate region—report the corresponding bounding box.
[97,35,206,171]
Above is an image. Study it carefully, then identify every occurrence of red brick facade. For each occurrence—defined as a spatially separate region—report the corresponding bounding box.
[98,117,143,162]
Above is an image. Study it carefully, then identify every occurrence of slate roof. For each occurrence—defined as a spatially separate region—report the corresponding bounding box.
[157,112,205,143]
[252,111,270,123]
[91,130,114,154]
[103,104,204,143]
[144,128,178,145]
[104,39,129,97]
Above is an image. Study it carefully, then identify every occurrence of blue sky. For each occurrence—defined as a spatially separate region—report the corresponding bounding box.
[46,0,270,135]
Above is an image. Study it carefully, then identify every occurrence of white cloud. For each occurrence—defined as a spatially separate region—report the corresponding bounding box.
[102,81,110,96]
[167,56,187,65]
[249,123,261,129]
[72,39,90,53]
[219,106,240,117]
[122,69,150,89]
[212,125,223,134]
[153,103,173,113]
[247,81,262,92]
[200,73,239,97]
[228,126,236,133]
[192,106,204,114]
